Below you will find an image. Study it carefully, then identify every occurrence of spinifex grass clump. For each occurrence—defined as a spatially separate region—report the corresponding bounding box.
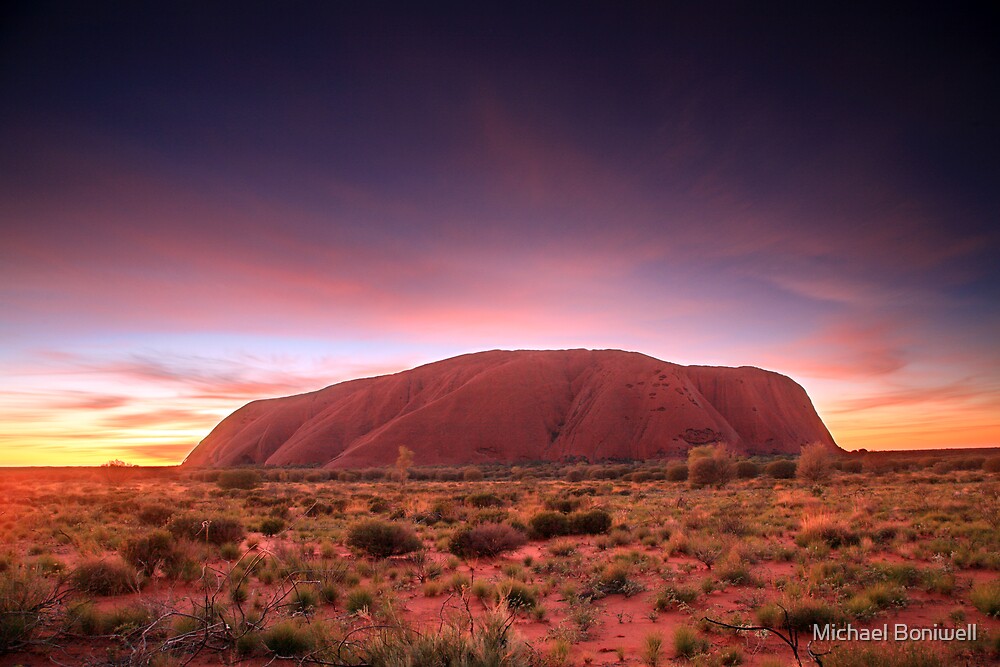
[971,579,1000,617]
[71,559,139,596]
[796,512,860,549]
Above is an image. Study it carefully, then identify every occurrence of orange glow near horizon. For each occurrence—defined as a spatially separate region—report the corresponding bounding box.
[1,345,997,467]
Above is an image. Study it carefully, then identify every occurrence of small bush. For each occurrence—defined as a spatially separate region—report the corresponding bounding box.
[368,497,391,513]
[529,511,570,539]
[642,632,663,667]
[449,523,527,559]
[783,599,842,631]
[466,493,504,508]
[345,587,375,614]
[72,559,138,596]
[167,514,245,545]
[462,467,484,481]
[137,504,174,526]
[824,644,945,667]
[498,579,536,611]
[594,563,644,597]
[840,460,863,473]
[971,579,1000,617]
[797,444,833,483]
[262,620,315,656]
[0,570,51,653]
[666,463,688,481]
[765,459,797,478]
[216,469,262,490]
[735,461,759,479]
[259,517,286,536]
[688,445,735,488]
[673,625,708,659]
[121,530,177,576]
[347,520,422,559]
[568,509,612,535]
[796,513,859,549]
[654,585,698,611]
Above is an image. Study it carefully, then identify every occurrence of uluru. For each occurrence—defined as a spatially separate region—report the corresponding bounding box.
[183,349,839,468]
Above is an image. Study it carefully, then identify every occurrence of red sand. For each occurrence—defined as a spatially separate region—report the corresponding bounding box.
[184,349,838,468]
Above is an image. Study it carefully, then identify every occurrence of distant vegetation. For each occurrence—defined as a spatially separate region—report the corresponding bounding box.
[0,447,998,665]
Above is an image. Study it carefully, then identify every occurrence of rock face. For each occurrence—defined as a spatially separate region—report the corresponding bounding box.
[183,349,839,468]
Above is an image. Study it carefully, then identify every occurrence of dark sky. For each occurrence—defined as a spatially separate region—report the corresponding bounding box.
[1,2,998,463]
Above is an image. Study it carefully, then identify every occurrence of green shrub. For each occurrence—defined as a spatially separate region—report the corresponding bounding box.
[594,563,644,597]
[642,632,663,667]
[73,601,152,636]
[666,464,688,482]
[529,511,570,539]
[262,620,315,656]
[72,559,139,596]
[688,445,735,488]
[971,579,1000,617]
[466,493,504,508]
[449,523,527,559]
[568,509,612,535]
[347,520,422,559]
[654,585,698,611]
[673,625,708,659]
[121,530,177,576]
[259,517,286,536]
[216,469,262,490]
[345,587,375,614]
[784,599,842,631]
[0,571,51,653]
[368,497,391,513]
[545,497,582,513]
[462,467,484,481]
[735,461,759,479]
[797,444,833,483]
[498,579,536,611]
[765,460,797,478]
[824,644,945,667]
[840,460,863,473]
[167,514,245,545]
[137,504,174,526]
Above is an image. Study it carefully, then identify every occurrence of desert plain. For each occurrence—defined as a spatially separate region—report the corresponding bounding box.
[2,449,1000,666]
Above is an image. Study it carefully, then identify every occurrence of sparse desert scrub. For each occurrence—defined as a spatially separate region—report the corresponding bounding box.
[2,464,1000,665]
